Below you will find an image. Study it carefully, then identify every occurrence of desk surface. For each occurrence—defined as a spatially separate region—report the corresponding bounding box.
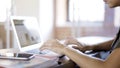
[0,49,58,68]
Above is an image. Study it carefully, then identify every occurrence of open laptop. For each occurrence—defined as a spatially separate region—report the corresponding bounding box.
[11,16,44,54]
[11,16,59,56]
[0,16,58,60]
[0,16,45,60]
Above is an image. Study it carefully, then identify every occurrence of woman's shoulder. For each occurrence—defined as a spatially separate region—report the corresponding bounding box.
[113,48,120,52]
[110,48,120,57]
[105,48,120,68]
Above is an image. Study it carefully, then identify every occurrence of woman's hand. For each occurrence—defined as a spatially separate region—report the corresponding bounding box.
[40,39,65,55]
[72,45,89,53]
[64,37,88,52]
[64,37,81,45]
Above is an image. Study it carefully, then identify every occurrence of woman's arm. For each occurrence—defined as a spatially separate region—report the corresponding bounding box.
[66,38,115,52]
[63,47,120,68]
[40,39,120,68]
[85,39,114,51]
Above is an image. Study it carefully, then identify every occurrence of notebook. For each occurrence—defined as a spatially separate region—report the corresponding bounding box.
[11,16,44,54]
[0,16,58,61]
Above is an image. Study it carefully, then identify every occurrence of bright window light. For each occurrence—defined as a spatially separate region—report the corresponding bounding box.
[68,0,105,22]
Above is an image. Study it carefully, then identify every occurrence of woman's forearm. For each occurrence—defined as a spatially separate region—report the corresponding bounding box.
[86,39,114,51]
[63,47,106,68]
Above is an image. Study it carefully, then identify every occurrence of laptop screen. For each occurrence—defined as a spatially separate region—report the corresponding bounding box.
[11,16,43,52]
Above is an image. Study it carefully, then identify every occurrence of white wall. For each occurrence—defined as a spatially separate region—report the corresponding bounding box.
[13,0,39,21]
[12,0,54,42]
[56,0,67,27]
[39,0,54,41]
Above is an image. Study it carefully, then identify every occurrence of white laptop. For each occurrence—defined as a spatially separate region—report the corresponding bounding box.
[0,16,58,60]
[0,16,44,60]
[11,16,44,54]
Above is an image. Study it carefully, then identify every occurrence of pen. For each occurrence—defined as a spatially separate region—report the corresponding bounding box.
[58,55,65,64]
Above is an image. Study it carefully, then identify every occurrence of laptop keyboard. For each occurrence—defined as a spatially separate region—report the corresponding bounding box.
[40,50,59,55]
[26,49,58,56]
[26,49,41,54]
[39,50,50,54]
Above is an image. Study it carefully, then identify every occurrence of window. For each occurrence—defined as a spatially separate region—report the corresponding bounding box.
[68,0,105,24]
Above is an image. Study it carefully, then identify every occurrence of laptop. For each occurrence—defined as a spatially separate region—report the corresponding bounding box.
[0,16,58,60]
[11,16,44,54]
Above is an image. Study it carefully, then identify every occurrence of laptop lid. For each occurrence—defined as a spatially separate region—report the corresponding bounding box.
[11,16,43,52]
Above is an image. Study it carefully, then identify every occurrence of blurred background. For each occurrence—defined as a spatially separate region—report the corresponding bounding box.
[0,0,119,49]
